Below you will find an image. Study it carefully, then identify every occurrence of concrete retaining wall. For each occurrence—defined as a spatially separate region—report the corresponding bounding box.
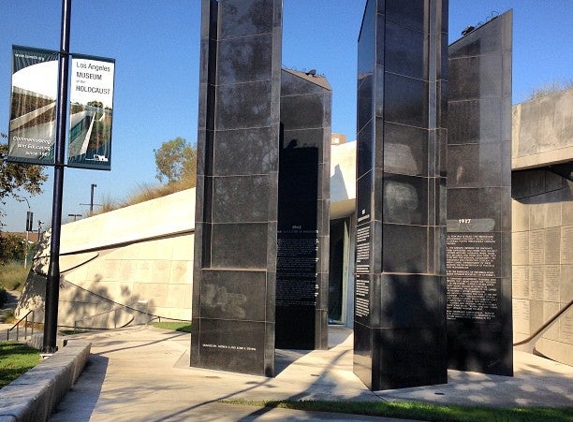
[0,341,91,422]
[512,87,573,170]
[17,189,196,328]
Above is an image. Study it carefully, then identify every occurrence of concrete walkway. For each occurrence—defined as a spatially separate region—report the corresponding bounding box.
[1,290,25,341]
[46,325,573,422]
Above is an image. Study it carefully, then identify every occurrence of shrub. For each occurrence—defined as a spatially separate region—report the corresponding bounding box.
[528,79,573,100]
[0,261,27,291]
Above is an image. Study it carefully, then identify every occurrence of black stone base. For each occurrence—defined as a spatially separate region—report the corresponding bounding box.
[191,318,274,377]
[448,321,513,376]
[354,322,448,391]
[275,307,327,350]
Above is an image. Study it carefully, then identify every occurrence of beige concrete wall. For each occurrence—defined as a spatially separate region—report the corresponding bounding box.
[330,141,356,219]
[18,189,196,327]
[512,88,573,170]
[59,188,196,254]
[512,170,573,366]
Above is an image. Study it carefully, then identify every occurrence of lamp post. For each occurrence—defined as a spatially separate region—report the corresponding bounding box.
[43,0,71,354]
[90,183,97,213]
[90,183,97,214]
[80,183,100,213]
[37,220,44,242]
[23,197,32,268]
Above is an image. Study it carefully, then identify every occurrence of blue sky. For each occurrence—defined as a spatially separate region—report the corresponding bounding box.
[1,0,572,233]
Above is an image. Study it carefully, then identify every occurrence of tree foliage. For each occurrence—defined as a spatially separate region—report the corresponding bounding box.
[153,137,197,187]
[0,233,31,264]
[0,132,48,230]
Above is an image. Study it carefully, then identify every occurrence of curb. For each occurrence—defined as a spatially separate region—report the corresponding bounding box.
[0,340,91,422]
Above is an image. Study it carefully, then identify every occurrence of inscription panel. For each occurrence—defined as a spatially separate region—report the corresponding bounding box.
[529,230,545,266]
[447,232,501,321]
[544,302,560,340]
[544,265,560,302]
[447,233,500,275]
[544,227,561,265]
[512,231,529,266]
[512,299,530,334]
[356,212,371,274]
[562,311,573,343]
[355,273,371,321]
[561,226,573,264]
[120,261,137,282]
[512,266,529,299]
[447,277,500,320]
[355,203,371,325]
[276,232,318,307]
[530,266,544,300]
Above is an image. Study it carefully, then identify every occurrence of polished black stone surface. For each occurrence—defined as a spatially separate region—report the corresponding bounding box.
[275,69,331,350]
[192,0,283,377]
[446,10,513,376]
[354,0,448,391]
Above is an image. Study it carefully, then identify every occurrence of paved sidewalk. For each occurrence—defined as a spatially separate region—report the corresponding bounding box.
[1,290,25,341]
[47,325,573,422]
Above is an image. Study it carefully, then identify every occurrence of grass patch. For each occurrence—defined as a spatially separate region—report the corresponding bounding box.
[0,342,40,389]
[1,309,15,324]
[0,261,27,291]
[223,400,573,422]
[92,179,195,216]
[76,159,197,218]
[151,321,192,333]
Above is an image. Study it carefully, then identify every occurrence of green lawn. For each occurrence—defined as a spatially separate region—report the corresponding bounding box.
[151,321,192,333]
[224,399,573,422]
[0,342,40,388]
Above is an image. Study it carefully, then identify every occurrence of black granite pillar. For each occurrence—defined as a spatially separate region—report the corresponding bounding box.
[446,10,513,376]
[191,0,282,377]
[275,69,331,350]
[354,0,449,390]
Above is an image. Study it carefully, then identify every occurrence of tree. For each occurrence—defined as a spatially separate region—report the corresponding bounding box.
[0,132,48,230]
[153,137,197,187]
[0,232,28,263]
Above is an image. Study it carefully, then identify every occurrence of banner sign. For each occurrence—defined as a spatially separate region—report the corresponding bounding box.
[67,55,115,170]
[7,46,59,164]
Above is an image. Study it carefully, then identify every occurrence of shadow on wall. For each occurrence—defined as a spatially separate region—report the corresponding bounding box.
[16,235,157,330]
[16,270,156,330]
[512,169,573,204]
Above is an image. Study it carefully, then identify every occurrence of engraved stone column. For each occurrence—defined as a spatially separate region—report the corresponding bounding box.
[354,0,448,390]
[191,0,283,377]
[275,69,331,350]
[446,10,513,376]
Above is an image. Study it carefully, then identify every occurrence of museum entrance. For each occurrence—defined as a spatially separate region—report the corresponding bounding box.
[329,217,350,324]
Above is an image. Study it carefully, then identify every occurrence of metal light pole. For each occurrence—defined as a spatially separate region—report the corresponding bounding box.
[43,0,71,354]
[23,197,32,268]
[38,220,44,242]
[90,183,97,213]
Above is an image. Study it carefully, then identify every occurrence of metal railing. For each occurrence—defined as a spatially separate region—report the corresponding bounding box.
[514,298,573,352]
[73,306,135,332]
[5,310,35,342]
